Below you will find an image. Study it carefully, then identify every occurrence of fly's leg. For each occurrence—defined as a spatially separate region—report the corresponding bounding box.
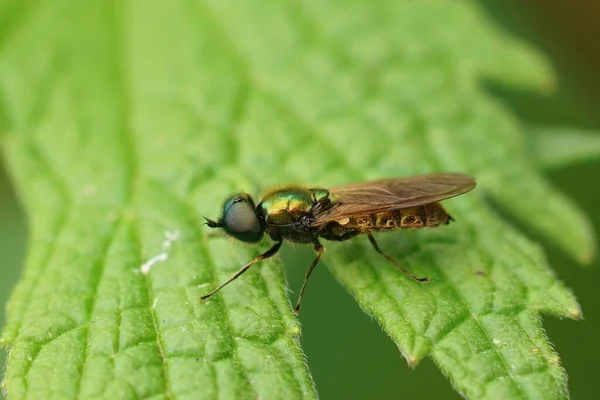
[366,232,430,283]
[293,241,325,314]
[200,240,283,302]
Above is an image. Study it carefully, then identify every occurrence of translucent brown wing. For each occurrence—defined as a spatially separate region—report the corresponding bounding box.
[312,173,476,227]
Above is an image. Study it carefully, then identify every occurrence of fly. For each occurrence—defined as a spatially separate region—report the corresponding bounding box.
[201,173,476,313]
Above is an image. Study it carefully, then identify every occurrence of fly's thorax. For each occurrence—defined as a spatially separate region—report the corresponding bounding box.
[257,187,330,226]
[311,188,329,203]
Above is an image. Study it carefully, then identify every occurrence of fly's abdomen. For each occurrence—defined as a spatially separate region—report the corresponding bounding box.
[342,203,451,231]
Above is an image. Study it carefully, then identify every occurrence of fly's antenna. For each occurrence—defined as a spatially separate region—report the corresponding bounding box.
[202,217,223,229]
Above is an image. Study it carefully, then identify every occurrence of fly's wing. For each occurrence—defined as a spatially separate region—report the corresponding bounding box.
[312,173,476,227]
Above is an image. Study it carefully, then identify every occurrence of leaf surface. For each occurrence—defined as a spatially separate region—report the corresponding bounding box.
[0,1,594,399]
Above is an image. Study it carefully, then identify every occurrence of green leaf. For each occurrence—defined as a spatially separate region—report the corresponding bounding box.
[527,127,600,171]
[0,1,593,399]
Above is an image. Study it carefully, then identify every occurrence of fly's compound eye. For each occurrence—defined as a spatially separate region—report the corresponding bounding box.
[221,194,264,243]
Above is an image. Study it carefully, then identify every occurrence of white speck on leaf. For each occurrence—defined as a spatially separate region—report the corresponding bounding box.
[493,338,501,346]
[152,298,158,309]
[163,230,181,248]
[140,230,181,274]
[140,253,168,275]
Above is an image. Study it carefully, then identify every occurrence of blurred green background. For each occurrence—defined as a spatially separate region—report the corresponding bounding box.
[2,1,600,399]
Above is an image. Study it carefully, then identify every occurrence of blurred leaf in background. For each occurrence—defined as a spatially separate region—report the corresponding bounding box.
[477,2,600,400]
[0,163,27,400]
[1,0,600,399]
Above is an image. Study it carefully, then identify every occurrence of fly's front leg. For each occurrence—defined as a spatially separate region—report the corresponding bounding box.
[294,241,325,314]
[200,240,283,302]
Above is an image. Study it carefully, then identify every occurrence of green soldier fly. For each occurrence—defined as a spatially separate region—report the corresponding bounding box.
[201,173,476,313]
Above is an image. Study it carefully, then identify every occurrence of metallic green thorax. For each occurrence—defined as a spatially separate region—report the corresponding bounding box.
[258,187,329,225]
[256,187,331,243]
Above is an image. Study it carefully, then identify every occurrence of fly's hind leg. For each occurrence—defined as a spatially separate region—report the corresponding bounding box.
[365,232,430,283]
[294,241,325,314]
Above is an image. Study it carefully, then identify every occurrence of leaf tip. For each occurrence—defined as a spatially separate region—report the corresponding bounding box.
[405,355,420,369]
[578,245,596,266]
[566,305,583,320]
[572,215,596,266]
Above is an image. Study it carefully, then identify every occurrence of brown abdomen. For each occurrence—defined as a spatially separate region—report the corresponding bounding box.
[345,203,451,231]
